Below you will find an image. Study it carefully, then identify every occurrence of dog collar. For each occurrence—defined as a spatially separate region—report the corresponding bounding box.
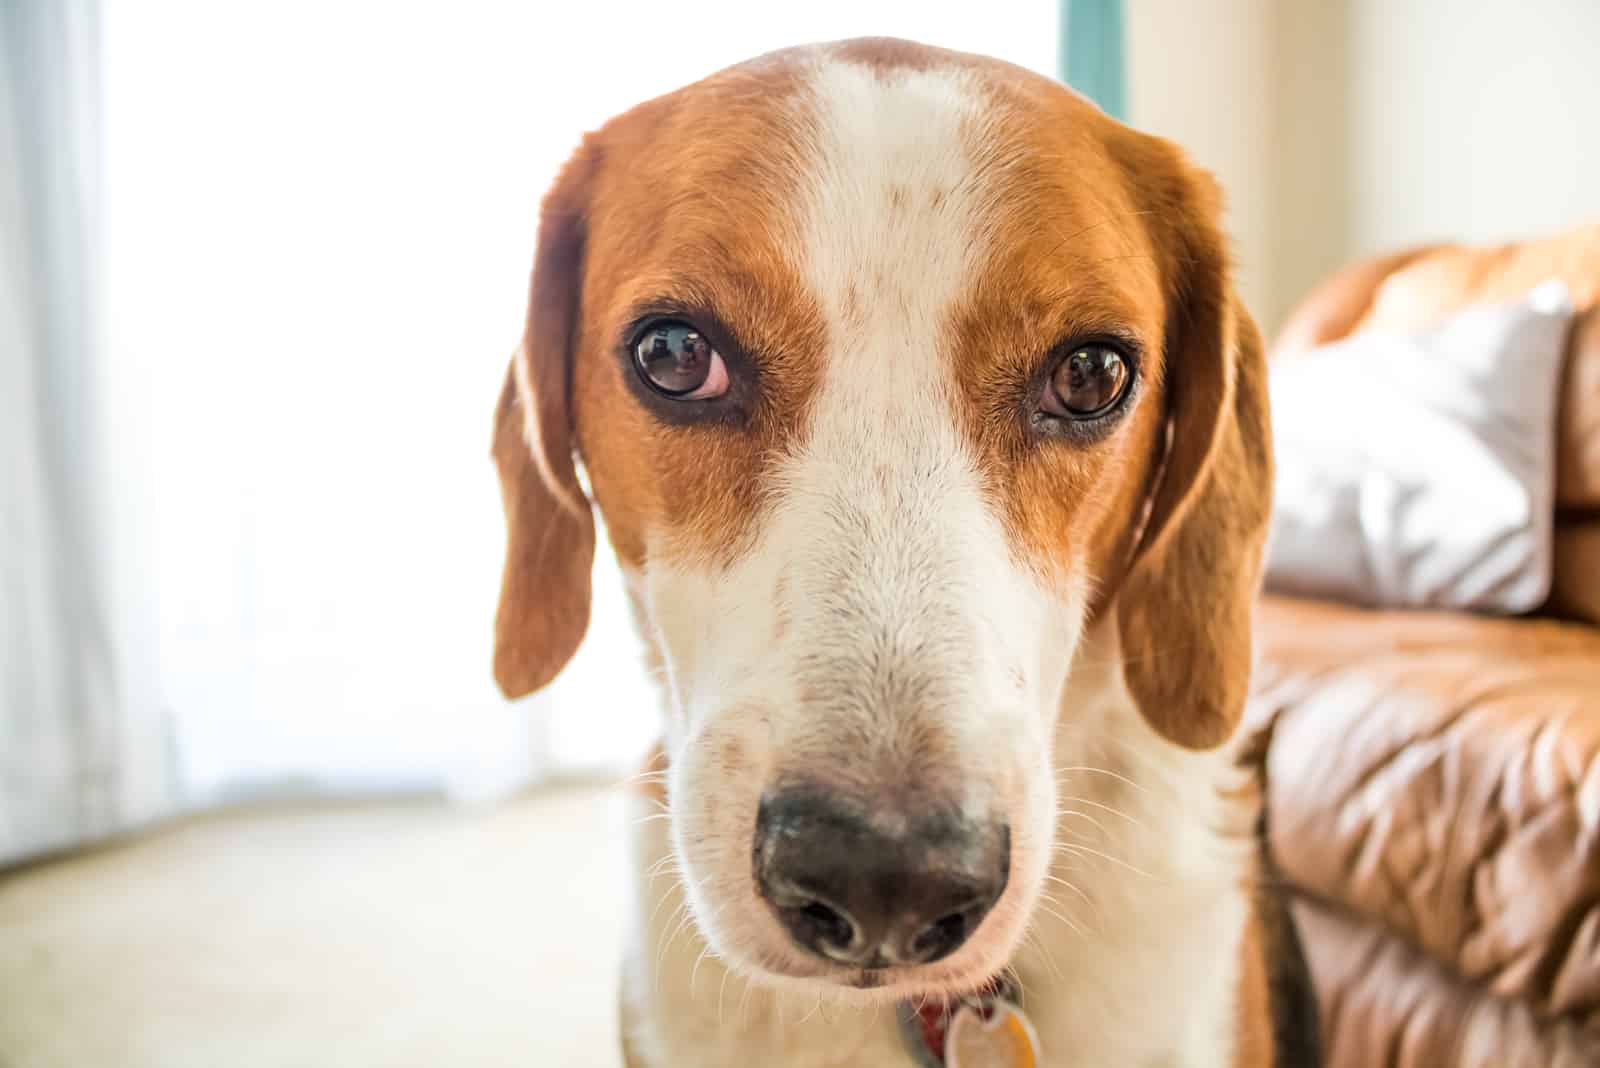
[897,979,1039,1067]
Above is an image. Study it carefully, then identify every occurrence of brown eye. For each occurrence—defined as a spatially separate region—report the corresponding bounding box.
[632,320,729,399]
[1042,344,1131,419]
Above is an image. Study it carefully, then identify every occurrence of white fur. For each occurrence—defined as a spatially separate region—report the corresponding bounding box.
[624,617,1252,1067]
[618,54,1253,1067]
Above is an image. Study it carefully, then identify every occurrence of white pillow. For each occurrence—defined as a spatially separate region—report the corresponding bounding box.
[1265,280,1574,612]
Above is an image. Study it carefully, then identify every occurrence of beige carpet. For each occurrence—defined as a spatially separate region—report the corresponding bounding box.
[0,785,627,1068]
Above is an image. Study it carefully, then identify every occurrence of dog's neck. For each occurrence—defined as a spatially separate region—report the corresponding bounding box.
[620,618,1259,1068]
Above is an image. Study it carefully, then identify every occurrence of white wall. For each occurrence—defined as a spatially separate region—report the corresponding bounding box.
[1125,0,1279,330]
[1344,0,1600,256]
[1126,0,1600,336]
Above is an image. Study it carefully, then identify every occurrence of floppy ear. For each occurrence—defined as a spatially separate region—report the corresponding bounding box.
[492,144,600,699]
[1113,146,1274,749]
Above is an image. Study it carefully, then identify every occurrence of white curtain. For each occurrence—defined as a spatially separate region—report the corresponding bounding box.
[2,1,1061,829]
[2,0,176,862]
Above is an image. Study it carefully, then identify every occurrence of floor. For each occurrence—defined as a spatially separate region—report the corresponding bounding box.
[0,785,627,1068]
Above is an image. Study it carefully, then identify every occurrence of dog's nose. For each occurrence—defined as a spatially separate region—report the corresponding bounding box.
[753,788,1008,968]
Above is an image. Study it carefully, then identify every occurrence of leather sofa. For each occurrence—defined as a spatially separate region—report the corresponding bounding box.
[1250,223,1600,1067]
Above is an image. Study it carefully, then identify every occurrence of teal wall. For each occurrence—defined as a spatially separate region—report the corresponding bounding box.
[1059,0,1126,121]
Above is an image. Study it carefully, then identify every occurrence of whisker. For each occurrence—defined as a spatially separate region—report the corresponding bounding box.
[654,892,704,993]
[690,943,714,998]
[738,973,756,1027]
[1021,928,1064,983]
[643,879,681,941]
[1054,806,1110,839]
[1032,895,1088,939]
[645,853,680,881]
[651,901,687,990]
[1042,872,1096,913]
[632,811,673,826]
[1052,841,1152,880]
[1061,793,1150,832]
[688,901,726,1002]
[1053,765,1148,795]
[1087,731,1209,785]
[799,988,824,1025]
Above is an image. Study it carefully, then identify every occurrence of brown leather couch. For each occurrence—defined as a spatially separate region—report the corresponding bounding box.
[1250,223,1600,1067]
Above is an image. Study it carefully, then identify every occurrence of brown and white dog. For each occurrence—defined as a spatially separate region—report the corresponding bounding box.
[491,38,1315,1068]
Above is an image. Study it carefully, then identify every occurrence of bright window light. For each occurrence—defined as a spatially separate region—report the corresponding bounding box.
[100,1,1059,801]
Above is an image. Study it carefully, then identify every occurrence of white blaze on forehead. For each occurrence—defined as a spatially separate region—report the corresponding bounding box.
[738,58,1052,746]
[796,58,994,355]
[781,57,999,540]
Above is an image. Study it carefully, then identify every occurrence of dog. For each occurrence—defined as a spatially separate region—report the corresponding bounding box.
[490,38,1316,1068]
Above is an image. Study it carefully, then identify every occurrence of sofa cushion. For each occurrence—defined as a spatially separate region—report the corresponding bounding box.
[1265,284,1574,612]
[1271,224,1600,510]
[1249,595,1600,1025]
[1293,896,1600,1068]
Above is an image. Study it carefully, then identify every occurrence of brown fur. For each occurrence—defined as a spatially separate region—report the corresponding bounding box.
[1234,901,1277,1068]
[1096,130,1274,750]
[492,54,831,695]
[946,76,1171,596]
[490,142,601,698]
[943,78,1275,751]
[491,36,1284,1059]
[567,58,830,575]
[494,42,1274,746]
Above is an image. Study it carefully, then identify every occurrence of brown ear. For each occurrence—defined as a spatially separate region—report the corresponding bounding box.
[492,144,600,699]
[1113,146,1274,749]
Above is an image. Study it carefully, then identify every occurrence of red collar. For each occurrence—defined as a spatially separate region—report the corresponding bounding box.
[898,978,1023,1066]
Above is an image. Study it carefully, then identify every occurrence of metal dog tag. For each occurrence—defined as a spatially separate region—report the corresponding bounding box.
[898,991,1040,1067]
[945,1000,1039,1068]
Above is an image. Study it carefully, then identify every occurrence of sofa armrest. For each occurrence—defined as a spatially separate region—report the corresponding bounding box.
[1292,895,1600,1067]
[1270,244,1445,358]
[1249,596,1600,1024]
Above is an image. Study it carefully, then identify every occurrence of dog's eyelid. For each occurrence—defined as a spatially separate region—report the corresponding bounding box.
[619,301,755,367]
[1043,326,1145,366]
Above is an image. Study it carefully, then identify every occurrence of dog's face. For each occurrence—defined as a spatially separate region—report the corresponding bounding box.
[492,40,1270,1004]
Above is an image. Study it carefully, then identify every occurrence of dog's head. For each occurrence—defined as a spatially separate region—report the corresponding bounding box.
[491,39,1271,1003]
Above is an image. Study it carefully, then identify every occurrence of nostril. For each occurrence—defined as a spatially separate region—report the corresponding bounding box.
[909,906,978,963]
[789,899,856,955]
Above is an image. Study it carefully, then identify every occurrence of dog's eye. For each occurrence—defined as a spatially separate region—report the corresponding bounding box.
[631,320,729,400]
[1041,344,1131,419]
